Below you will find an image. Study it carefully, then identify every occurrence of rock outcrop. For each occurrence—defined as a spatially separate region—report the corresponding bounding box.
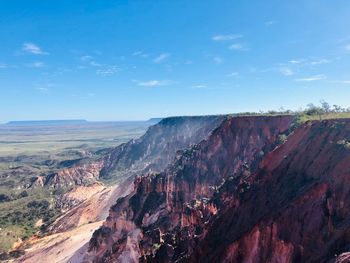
[85,117,350,263]
[40,116,225,189]
[85,115,296,262]
[194,119,350,263]
[43,161,104,189]
[99,116,226,182]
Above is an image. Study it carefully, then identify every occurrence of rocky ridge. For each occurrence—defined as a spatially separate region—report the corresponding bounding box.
[85,116,350,263]
[34,116,225,190]
[85,115,295,262]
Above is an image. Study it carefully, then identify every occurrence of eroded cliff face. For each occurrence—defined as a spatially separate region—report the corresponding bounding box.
[38,116,224,190]
[18,116,226,263]
[194,120,350,263]
[43,161,105,189]
[85,115,296,262]
[99,116,226,182]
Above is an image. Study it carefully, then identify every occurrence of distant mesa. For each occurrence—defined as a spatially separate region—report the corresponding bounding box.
[147,118,163,124]
[6,119,88,126]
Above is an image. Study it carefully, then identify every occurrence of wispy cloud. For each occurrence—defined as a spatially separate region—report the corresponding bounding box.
[153,53,170,63]
[26,61,46,68]
[0,63,8,69]
[137,80,170,87]
[334,80,350,84]
[308,59,330,65]
[229,43,249,51]
[212,34,249,51]
[80,55,93,62]
[213,56,223,64]
[96,66,119,76]
[265,20,277,26]
[89,61,102,67]
[80,55,102,67]
[80,55,117,75]
[22,42,48,55]
[345,44,350,51]
[132,51,149,58]
[288,58,330,66]
[295,74,326,82]
[279,67,294,76]
[35,87,49,92]
[227,72,240,77]
[191,84,207,89]
[212,34,242,41]
[289,59,305,64]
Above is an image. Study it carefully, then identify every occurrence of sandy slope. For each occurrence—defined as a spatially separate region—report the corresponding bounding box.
[51,184,120,233]
[18,183,129,263]
[19,221,102,263]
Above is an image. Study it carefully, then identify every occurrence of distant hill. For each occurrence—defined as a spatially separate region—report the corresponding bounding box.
[147,118,163,124]
[6,119,88,125]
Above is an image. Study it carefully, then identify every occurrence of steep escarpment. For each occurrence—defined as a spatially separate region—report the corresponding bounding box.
[38,116,224,189]
[85,115,295,262]
[194,119,350,263]
[17,115,225,262]
[99,116,226,182]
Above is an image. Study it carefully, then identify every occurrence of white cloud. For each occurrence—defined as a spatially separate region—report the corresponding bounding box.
[132,51,142,56]
[22,42,48,55]
[213,56,223,64]
[212,34,242,41]
[227,72,239,77]
[80,55,102,67]
[345,44,350,51]
[80,55,93,62]
[137,80,169,87]
[0,63,8,69]
[289,59,304,64]
[279,67,294,76]
[153,53,170,63]
[309,59,330,65]
[35,87,49,94]
[89,61,102,67]
[96,66,119,76]
[289,58,330,66]
[133,51,149,58]
[265,20,277,26]
[27,61,46,68]
[229,43,248,51]
[336,80,350,84]
[191,84,207,89]
[295,75,326,82]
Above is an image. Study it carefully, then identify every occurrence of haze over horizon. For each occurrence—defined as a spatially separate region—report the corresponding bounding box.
[1,0,350,122]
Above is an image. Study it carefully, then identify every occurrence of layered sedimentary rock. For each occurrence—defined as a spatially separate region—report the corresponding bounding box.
[99,116,226,182]
[85,117,350,263]
[18,116,226,263]
[39,116,225,189]
[44,161,104,189]
[194,119,350,263]
[85,115,296,262]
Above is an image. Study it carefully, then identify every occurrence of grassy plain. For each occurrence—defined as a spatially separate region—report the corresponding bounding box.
[0,121,150,254]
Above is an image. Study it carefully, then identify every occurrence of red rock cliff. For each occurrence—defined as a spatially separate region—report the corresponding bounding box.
[84,115,296,262]
[193,119,350,263]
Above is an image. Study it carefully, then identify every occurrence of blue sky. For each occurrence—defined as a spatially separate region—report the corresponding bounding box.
[1,0,350,122]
